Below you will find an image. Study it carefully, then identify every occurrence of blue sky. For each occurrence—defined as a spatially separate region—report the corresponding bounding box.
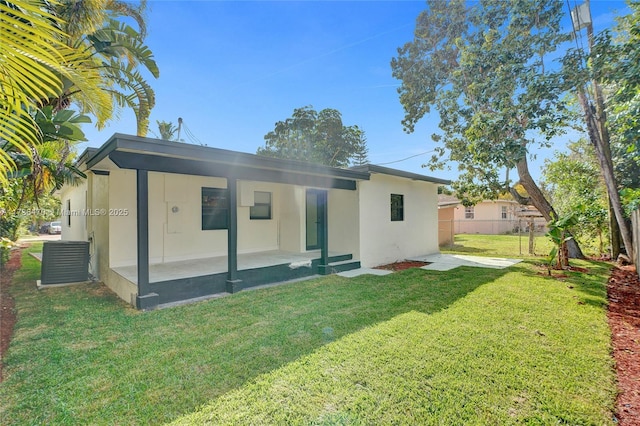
[79,0,628,182]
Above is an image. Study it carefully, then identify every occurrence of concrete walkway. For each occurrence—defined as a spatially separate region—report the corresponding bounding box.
[337,254,522,277]
[409,253,522,271]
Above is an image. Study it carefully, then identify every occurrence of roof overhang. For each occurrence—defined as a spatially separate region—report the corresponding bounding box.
[84,133,370,190]
[350,164,451,185]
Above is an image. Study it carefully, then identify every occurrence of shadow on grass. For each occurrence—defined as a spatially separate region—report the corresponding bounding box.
[507,259,611,309]
[0,244,508,425]
[440,244,486,253]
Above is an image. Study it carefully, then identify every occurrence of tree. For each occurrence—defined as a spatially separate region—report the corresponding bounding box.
[391,0,584,258]
[154,120,180,141]
[1,106,88,245]
[591,1,640,260]
[258,106,368,168]
[352,133,369,166]
[542,139,609,255]
[0,0,106,184]
[48,0,159,136]
[0,0,159,185]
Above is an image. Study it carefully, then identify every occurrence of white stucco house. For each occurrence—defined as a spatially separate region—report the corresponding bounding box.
[59,134,449,310]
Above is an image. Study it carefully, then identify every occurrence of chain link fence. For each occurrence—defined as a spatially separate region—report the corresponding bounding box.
[439,218,550,256]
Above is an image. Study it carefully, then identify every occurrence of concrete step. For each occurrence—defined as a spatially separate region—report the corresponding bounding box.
[327,253,353,263]
[328,259,361,273]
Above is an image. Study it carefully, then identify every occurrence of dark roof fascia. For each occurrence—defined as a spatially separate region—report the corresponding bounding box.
[351,164,451,185]
[86,133,370,181]
[75,147,98,167]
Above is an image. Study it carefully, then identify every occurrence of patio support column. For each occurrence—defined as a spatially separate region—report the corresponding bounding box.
[318,190,331,275]
[135,169,158,310]
[226,176,242,293]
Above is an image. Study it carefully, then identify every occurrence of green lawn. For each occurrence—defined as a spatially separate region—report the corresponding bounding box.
[442,233,554,257]
[0,242,616,424]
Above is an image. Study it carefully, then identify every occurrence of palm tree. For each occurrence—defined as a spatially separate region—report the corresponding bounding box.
[0,0,107,185]
[48,0,159,136]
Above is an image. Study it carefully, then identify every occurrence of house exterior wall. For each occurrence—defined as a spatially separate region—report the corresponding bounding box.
[328,188,360,259]
[237,180,280,254]
[358,174,439,267]
[87,173,112,286]
[60,179,88,241]
[108,169,138,267]
[107,171,337,268]
[278,185,304,253]
[453,201,518,234]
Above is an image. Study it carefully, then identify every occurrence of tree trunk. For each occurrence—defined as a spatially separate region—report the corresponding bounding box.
[577,90,635,261]
[609,198,621,259]
[515,156,585,259]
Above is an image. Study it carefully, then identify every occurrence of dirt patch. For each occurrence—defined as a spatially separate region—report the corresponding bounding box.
[608,264,640,425]
[374,260,430,271]
[0,247,22,382]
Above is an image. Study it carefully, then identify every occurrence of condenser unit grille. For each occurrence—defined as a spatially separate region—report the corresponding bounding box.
[40,241,90,285]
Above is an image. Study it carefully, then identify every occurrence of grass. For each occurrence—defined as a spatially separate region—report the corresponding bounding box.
[442,233,554,257]
[0,240,616,424]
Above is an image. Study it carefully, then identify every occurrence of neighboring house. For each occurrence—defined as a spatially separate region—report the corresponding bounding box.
[59,134,449,310]
[438,195,545,238]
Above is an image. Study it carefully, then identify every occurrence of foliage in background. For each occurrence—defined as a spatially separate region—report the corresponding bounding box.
[46,0,159,136]
[153,120,180,141]
[258,106,368,168]
[0,0,106,184]
[390,0,584,258]
[542,139,609,255]
[594,0,640,166]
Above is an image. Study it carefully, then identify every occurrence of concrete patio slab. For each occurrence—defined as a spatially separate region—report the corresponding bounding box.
[337,268,393,278]
[408,253,522,271]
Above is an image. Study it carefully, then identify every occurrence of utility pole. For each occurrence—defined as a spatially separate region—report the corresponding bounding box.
[177,117,183,142]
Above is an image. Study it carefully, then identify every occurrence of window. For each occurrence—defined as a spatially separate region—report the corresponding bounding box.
[66,199,71,227]
[465,206,474,219]
[501,206,508,219]
[250,191,272,220]
[202,187,228,230]
[391,194,404,221]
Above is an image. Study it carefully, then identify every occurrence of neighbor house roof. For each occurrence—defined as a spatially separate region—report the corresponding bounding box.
[437,194,461,208]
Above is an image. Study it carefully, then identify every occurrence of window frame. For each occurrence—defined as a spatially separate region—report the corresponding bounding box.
[501,206,508,220]
[464,206,475,219]
[390,193,404,222]
[66,199,71,227]
[202,187,229,230]
[250,191,272,220]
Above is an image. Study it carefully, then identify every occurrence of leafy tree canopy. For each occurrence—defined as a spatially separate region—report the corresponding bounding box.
[391,0,584,258]
[541,139,609,254]
[593,1,640,188]
[258,106,368,168]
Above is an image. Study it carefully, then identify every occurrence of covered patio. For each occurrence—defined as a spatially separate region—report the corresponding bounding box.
[85,134,366,309]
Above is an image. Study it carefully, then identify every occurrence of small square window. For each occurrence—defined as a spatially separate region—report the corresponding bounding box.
[202,187,228,230]
[250,191,272,220]
[391,194,404,221]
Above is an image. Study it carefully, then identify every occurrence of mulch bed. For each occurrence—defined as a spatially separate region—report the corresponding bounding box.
[608,264,640,425]
[374,260,430,271]
[0,247,22,382]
